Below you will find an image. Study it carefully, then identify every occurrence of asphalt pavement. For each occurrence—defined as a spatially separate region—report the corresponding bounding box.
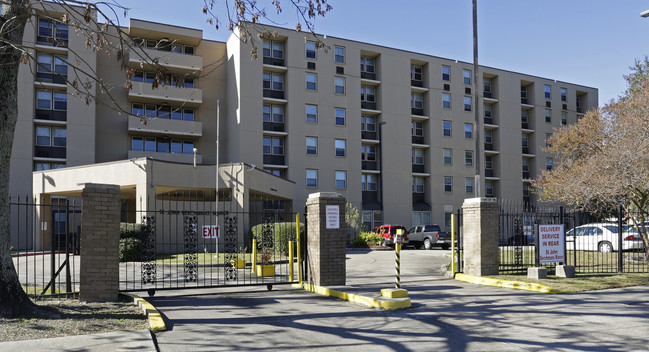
[3,248,649,351]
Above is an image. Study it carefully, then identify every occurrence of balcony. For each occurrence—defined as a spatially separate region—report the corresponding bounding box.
[485,169,494,178]
[36,72,66,85]
[35,146,66,159]
[361,72,376,80]
[362,101,377,110]
[263,155,285,166]
[362,161,378,171]
[521,122,528,129]
[263,57,285,66]
[130,47,203,73]
[523,171,530,179]
[128,115,202,138]
[411,135,425,144]
[128,150,200,164]
[129,81,202,107]
[411,80,423,88]
[362,190,379,204]
[412,164,425,173]
[485,143,494,151]
[411,107,424,116]
[522,147,529,154]
[484,117,493,125]
[412,193,426,204]
[35,109,66,122]
[263,122,285,133]
[361,131,378,140]
[263,89,285,100]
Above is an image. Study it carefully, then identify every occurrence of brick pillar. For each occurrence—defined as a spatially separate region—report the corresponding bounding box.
[80,184,121,302]
[462,197,499,276]
[306,192,346,286]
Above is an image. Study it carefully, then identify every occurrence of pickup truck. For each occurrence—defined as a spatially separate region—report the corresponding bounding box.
[407,224,451,250]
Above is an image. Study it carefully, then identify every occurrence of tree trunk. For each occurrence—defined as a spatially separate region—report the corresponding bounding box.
[0,1,37,318]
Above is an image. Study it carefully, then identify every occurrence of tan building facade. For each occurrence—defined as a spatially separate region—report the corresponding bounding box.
[11,3,598,243]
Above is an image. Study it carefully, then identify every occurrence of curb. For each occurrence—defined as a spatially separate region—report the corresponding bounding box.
[121,293,167,332]
[293,283,411,309]
[454,273,559,293]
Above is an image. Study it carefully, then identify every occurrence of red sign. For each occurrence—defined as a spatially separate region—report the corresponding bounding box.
[202,225,219,239]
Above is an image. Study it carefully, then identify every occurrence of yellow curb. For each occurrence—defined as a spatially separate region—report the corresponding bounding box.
[121,293,167,332]
[381,288,408,298]
[293,283,411,309]
[455,273,559,294]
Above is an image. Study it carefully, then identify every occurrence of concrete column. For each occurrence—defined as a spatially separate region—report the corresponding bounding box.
[462,197,499,276]
[80,184,121,302]
[306,192,346,286]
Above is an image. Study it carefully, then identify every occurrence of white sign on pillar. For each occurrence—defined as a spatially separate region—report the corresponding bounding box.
[325,205,340,229]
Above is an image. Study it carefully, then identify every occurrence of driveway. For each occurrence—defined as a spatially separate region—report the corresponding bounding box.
[148,249,649,351]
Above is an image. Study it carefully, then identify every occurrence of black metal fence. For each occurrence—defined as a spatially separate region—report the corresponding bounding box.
[455,201,649,275]
[10,196,81,300]
[119,191,302,293]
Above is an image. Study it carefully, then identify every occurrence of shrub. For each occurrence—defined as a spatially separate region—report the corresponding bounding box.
[119,223,144,262]
[251,222,304,255]
[353,231,383,248]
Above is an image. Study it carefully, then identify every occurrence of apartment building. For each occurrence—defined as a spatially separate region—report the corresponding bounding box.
[12,3,598,239]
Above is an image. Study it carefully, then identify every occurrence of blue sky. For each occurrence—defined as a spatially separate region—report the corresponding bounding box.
[112,0,649,106]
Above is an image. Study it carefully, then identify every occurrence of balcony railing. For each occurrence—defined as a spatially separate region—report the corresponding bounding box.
[361,101,377,110]
[36,73,67,85]
[484,117,493,125]
[485,169,494,178]
[411,80,423,88]
[412,164,425,173]
[485,143,494,151]
[263,122,285,132]
[35,146,66,159]
[362,160,378,171]
[523,171,530,179]
[411,135,425,144]
[361,72,376,80]
[362,190,379,203]
[263,89,285,100]
[35,109,66,122]
[522,147,529,154]
[521,122,528,129]
[263,154,285,165]
[263,57,285,66]
[412,193,425,203]
[411,107,424,116]
[361,131,377,140]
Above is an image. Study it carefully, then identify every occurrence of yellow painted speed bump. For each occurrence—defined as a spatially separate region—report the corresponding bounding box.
[294,283,411,309]
[455,273,558,293]
[121,293,167,332]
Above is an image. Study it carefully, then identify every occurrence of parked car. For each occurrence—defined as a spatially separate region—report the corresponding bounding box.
[407,224,451,250]
[373,225,408,247]
[566,223,644,252]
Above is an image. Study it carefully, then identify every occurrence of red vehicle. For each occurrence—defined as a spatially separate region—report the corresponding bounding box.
[373,224,408,246]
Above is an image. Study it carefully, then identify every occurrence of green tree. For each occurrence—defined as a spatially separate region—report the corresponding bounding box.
[534,85,649,258]
[0,0,330,317]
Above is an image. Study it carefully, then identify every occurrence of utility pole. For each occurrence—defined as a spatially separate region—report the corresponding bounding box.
[473,0,482,197]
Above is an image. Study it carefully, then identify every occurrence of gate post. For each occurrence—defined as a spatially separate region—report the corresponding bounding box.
[305,192,346,286]
[80,183,121,302]
[462,197,499,276]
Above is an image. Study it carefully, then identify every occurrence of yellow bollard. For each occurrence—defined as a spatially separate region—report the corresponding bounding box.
[252,239,257,274]
[451,214,456,275]
[395,229,403,289]
[288,240,294,282]
[296,213,302,285]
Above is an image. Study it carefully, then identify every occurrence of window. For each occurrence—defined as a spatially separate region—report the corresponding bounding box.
[545,133,552,147]
[35,126,51,146]
[263,136,284,155]
[485,129,493,144]
[464,96,472,112]
[486,155,493,171]
[465,150,473,166]
[157,138,171,153]
[545,108,552,123]
[362,174,378,191]
[523,183,530,198]
[361,144,376,161]
[171,140,182,153]
[411,93,424,109]
[412,176,425,193]
[361,85,376,103]
[544,84,551,99]
[444,176,453,192]
[412,211,431,226]
[521,85,528,100]
[445,211,453,228]
[306,72,317,91]
[306,169,318,187]
[306,104,318,123]
[522,134,529,150]
[132,137,144,151]
[263,39,284,59]
[265,168,286,178]
[465,177,474,193]
[132,136,194,154]
[442,93,451,109]
[306,137,318,155]
[263,71,284,91]
[362,115,376,132]
[546,157,553,170]
[442,65,450,81]
[37,53,68,76]
[133,104,194,120]
[269,105,285,123]
[522,158,530,177]
[483,77,492,96]
[34,162,65,171]
[360,56,375,74]
[521,109,529,125]
[561,112,567,125]
[443,148,452,165]
[306,41,317,59]
[411,121,423,137]
[37,18,68,47]
[335,171,347,189]
[145,137,156,152]
[486,181,494,196]
[334,46,345,63]
[463,69,471,85]
[335,108,346,126]
[443,120,451,137]
[335,139,346,157]
[334,77,346,94]
[464,123,473,138]
[561,88,567,102]
[411,65,423,82]
[412,148,424,165]
[36,90,67,111]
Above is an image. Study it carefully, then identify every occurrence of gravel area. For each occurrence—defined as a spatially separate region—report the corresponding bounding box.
[0,298,149,342]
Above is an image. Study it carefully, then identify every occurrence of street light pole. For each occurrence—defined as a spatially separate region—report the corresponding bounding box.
[472,0,482,198]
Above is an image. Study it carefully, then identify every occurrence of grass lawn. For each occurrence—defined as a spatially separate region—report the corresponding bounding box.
[491,273,649,293]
